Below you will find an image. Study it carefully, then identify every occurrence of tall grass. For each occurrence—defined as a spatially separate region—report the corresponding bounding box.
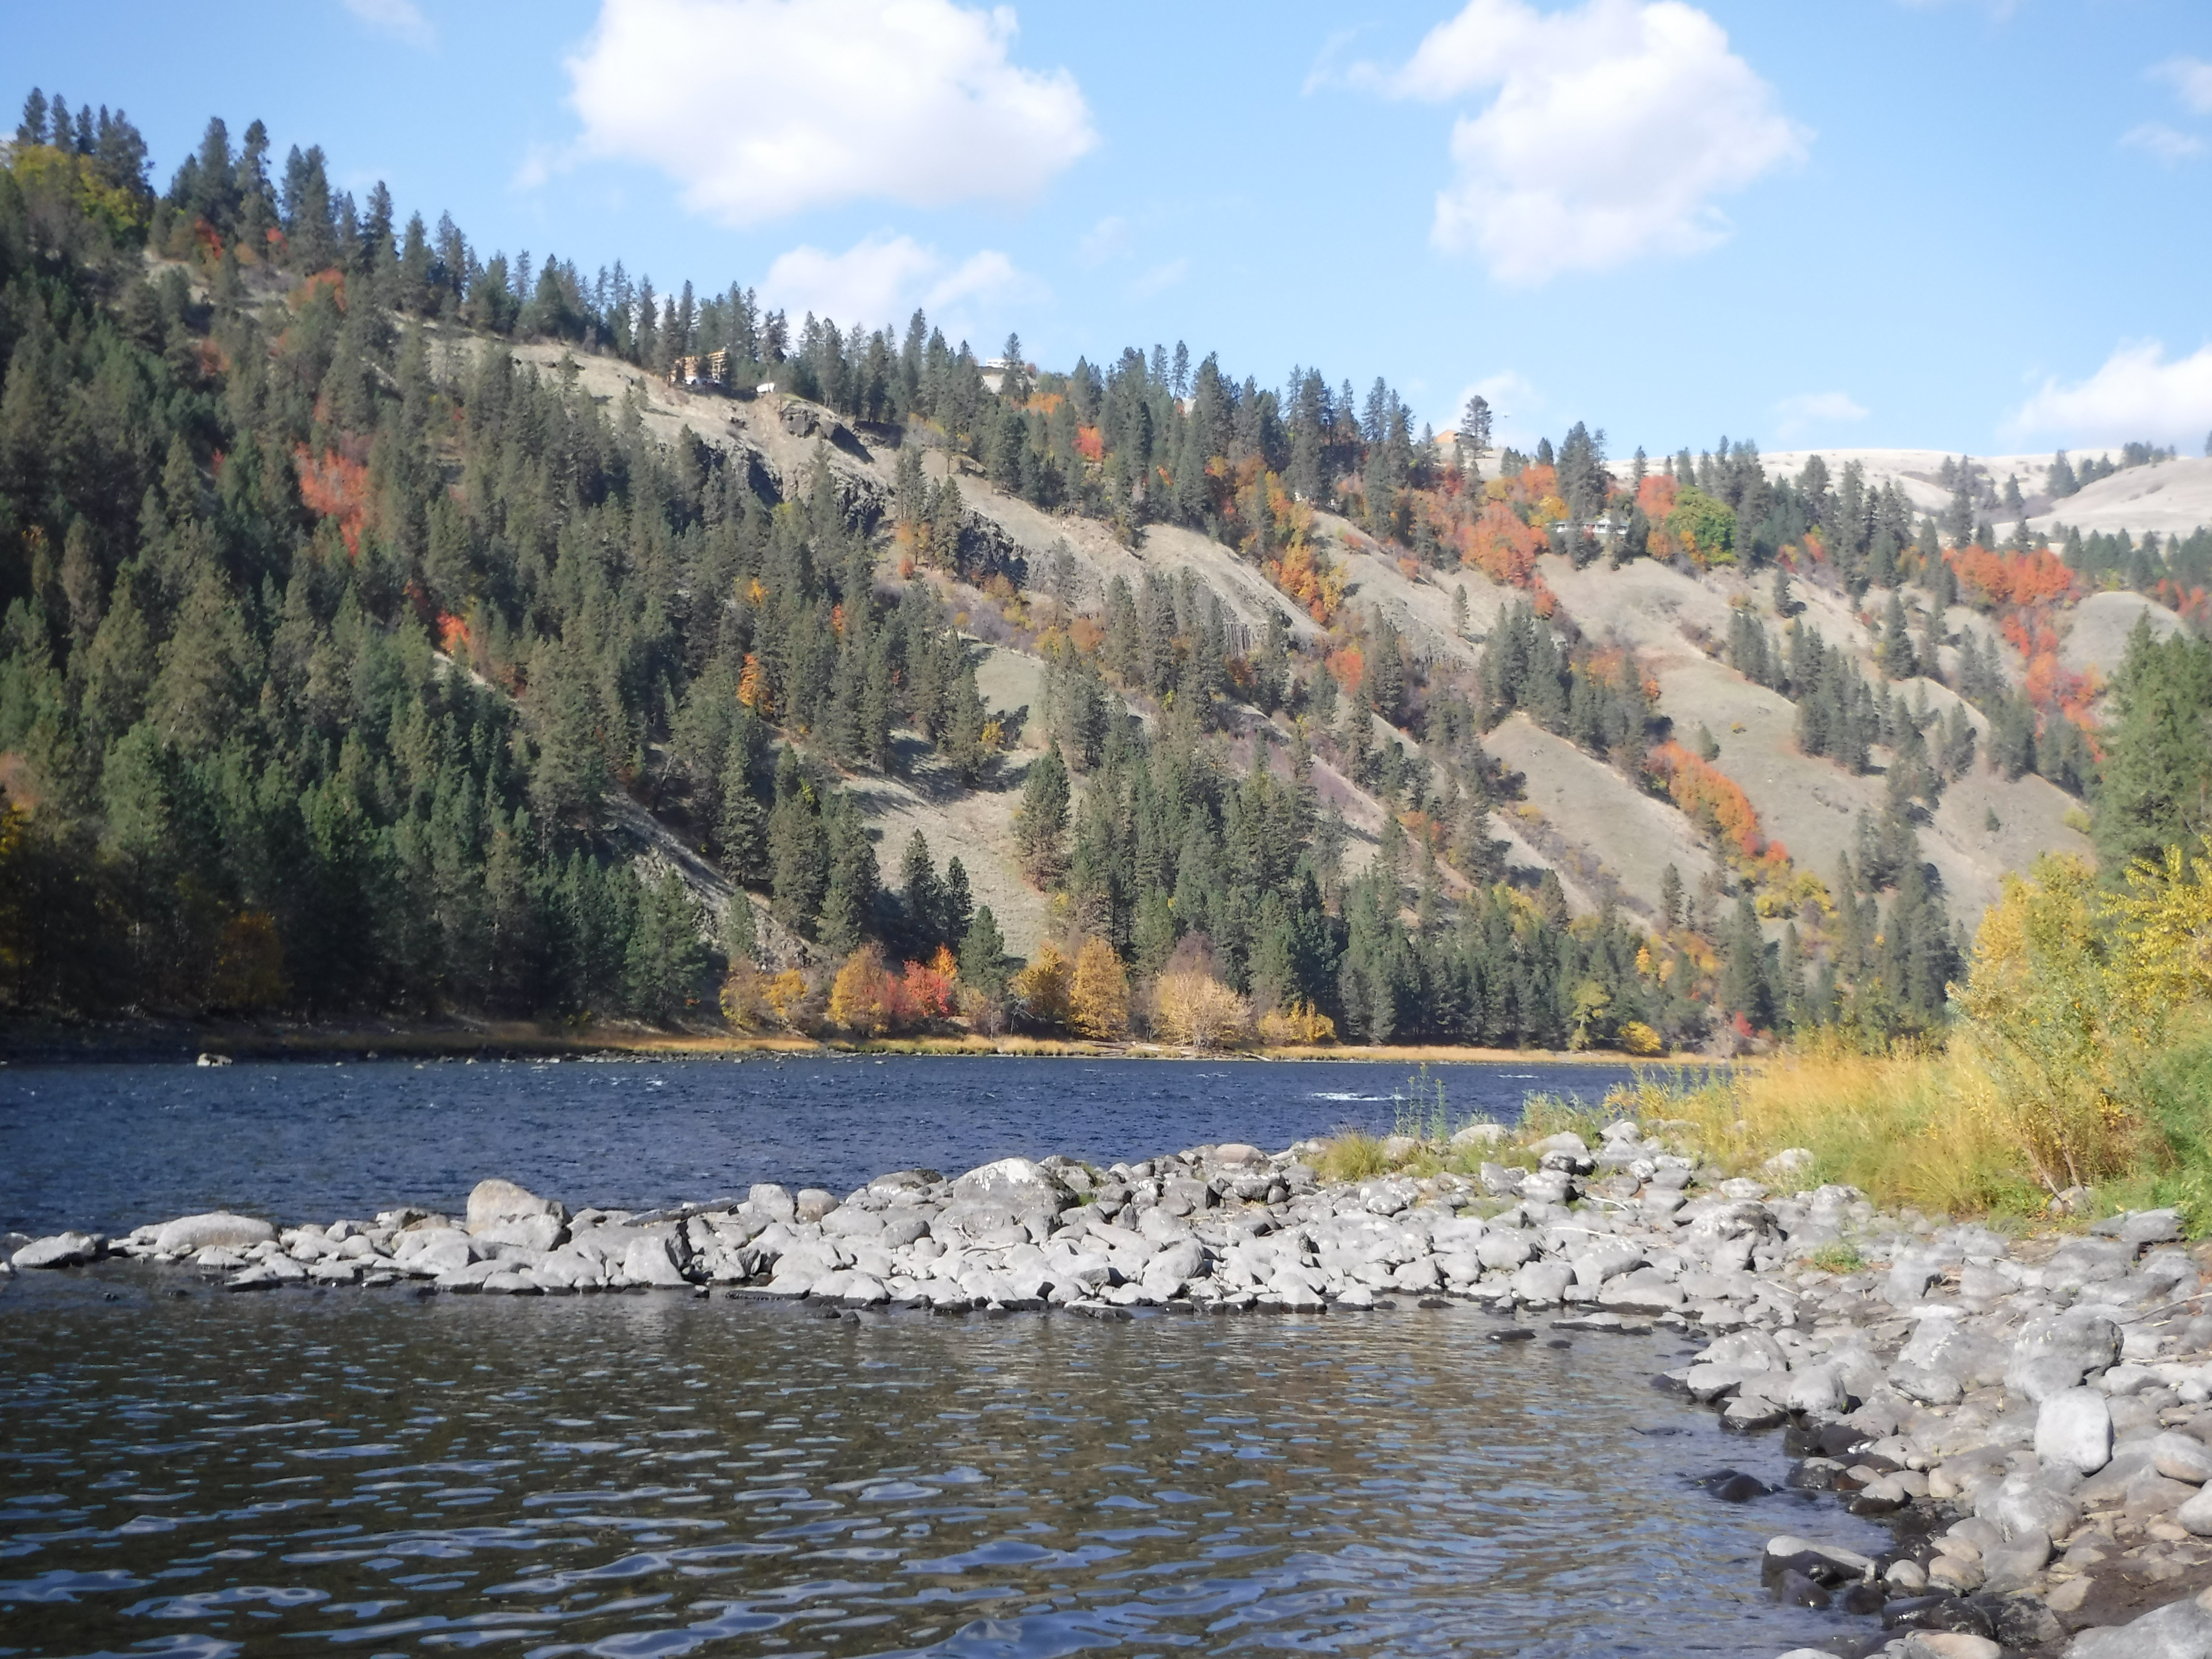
[1603,1040,2049,1220]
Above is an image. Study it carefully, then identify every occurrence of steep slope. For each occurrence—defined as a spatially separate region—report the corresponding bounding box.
[491,333,2104,949]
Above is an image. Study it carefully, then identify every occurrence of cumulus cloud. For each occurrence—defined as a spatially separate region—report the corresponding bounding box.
[2153,55,2212,116]
[1355,0,1806,286]
[2121,122,2206,165]
[342,0,435,48]
[2009,340,2212,446]
[1773,390,1868,439]
[561,0,1095,225]
[759,232,1041,336]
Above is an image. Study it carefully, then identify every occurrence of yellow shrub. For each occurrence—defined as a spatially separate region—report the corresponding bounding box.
[1153,971,1250,1050]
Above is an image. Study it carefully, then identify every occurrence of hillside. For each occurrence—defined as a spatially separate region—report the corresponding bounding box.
[3,103,2211,1058]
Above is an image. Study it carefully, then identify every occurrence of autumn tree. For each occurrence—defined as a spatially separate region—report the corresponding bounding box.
[1069,936,1130,1040]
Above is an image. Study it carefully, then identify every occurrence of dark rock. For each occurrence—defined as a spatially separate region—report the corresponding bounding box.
[1775,1569,1830,1609]
[1486,1327,1536,1343]
[1836,1581,1887,1615]
[1698,1470,1776,1502]
[1880,1595,1996,1638]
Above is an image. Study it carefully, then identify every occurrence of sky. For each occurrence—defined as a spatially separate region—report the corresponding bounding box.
[13,0,2212,460]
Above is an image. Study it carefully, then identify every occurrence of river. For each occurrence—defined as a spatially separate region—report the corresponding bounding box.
[0,1057,1877,1658]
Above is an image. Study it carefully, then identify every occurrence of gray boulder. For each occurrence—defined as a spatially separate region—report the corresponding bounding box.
[154,1213,276,1254]
[749,1183,797,1221]
[473,1213,567,1252]
[1449,1122,1507,1150]
[2153,1431,2212,1485]
[466,1178,567,1234]
[2035,1388,2114,1475]
[950,1157,1075,1213]
[12,1231,105,1269]
[2067,1587,2212,1658]
[619,1227,695,1287]
[1510,1261,1575,1306]
[2009,1310,2122,1394]
[1477,1232,1533,1270]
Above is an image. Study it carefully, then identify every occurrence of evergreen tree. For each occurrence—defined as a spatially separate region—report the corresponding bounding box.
[1015,744,1070,884]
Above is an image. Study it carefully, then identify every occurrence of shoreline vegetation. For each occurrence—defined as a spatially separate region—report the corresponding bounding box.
[0,1015,1663,1066]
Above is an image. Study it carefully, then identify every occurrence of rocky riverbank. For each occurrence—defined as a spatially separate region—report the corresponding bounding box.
[9,1117,2212,1658]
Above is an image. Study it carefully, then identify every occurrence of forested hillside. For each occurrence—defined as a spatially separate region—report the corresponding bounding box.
[2,94,2208,1052]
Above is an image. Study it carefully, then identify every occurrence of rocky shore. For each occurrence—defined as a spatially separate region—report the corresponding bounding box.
[10,1116,2212,1658]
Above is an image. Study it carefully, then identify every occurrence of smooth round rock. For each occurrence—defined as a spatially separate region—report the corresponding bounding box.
[2035,1387,2114,1475]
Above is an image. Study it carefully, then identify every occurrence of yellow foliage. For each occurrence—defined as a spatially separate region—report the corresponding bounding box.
[1011,939,1072,1028]
[1069,937,1130,1040]
[1257,999,1337,1046]
[1152,970,1250,1050]
[2110,834,2212,1010]
[723,961,808,1030]
[828,945,890,1037]
[760,968,810,1027]
[1620,1020,1663,1056]
[1957,854,2160,1192]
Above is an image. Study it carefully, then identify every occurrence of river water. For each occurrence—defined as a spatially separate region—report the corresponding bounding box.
[0,1058,1878,1658]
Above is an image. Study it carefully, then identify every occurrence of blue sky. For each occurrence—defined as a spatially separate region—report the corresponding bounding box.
[14,0,2212,458]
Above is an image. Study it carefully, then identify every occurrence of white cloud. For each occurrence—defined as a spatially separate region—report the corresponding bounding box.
[559,0,1095,225]
[758,231,1041,338]
[1356,0,1807,286]
[1077,215,1131,268]
[2008,340,2212,446]
[2153,55,2212,116]
[1773,390,1868,438]
[1130,257,1189,299]
[2122,121,2206,164]
[1434,369,1542,455]
[342,0,435,48]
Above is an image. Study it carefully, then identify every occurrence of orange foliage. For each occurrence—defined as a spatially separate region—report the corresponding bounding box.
[1635,473,1678,519]
[1265,540,1346,623]
[901,954,958,1021]
[1067,615,1105,656]
[293,445,370,556]
[1460,500,1544,588]
[1326,645,1365,693]
[736,652,769,715]
[1948,545,2075,609]
[1649,741,1765,857]
[2154,578,2210,628]
[1074,425,1105,463]
[1530,575,1558,619]
[436,613,471,657]
[290,268,347,312]
[1516,462,1557,501]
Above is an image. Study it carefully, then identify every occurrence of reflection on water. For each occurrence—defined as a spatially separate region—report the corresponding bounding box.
[0,1269,1883,1659]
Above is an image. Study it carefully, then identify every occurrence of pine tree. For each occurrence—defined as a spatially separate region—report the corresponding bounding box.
[1015,744,1070,884]
[900,830,944,948]
[958,905,1010,999]
[941,856,973,944]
